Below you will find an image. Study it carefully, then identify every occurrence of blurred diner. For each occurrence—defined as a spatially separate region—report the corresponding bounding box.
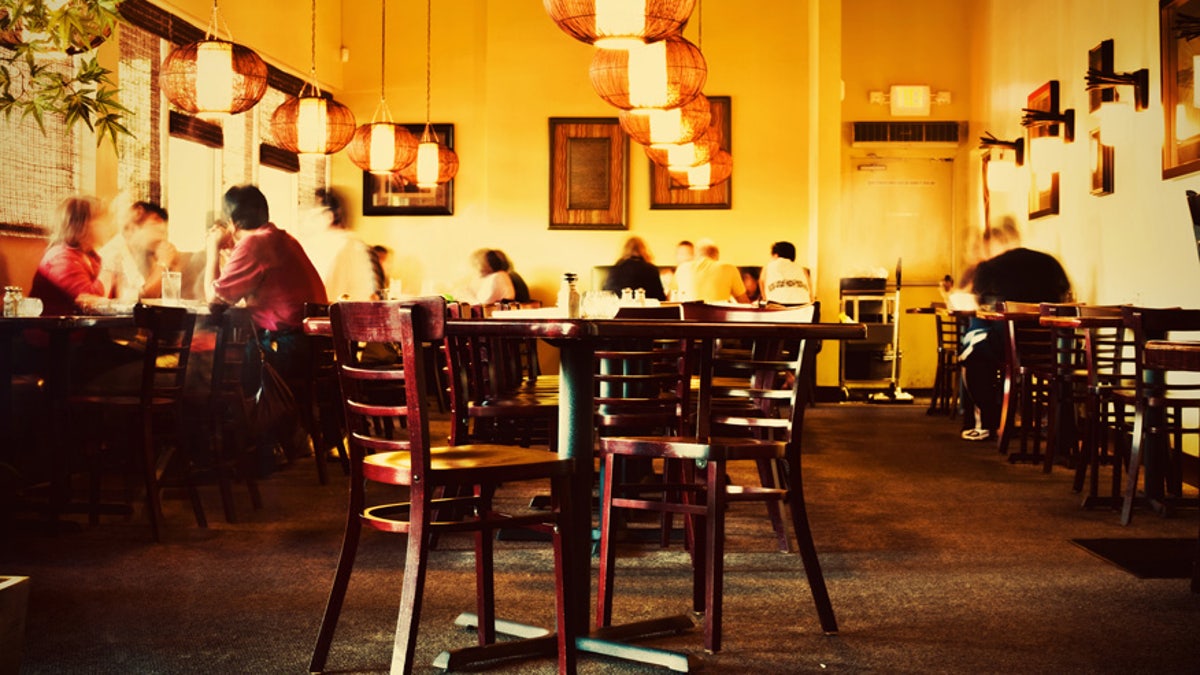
[603,236,666,301]
[29,196,111,316]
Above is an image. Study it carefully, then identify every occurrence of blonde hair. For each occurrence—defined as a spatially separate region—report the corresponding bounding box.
[52,196,104,247]
[618,236,653,263]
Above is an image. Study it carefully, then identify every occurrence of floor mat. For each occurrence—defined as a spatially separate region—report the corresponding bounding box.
[1072,538,1198,579]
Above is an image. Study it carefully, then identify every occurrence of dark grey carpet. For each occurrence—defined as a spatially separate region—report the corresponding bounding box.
[3,404,1199,674]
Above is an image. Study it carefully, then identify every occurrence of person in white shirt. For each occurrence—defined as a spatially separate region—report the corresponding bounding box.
[464,248,516,305]
[98,201,179,302]
[671,240,749,303]
[759,241,813,305]
[299,188,378,301]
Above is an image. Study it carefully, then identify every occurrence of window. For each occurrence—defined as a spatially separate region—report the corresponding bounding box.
[166,134,220,252]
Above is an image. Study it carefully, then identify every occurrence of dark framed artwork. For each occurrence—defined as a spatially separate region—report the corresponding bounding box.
[362,123,455,216]
[649,95,732,209]
[1090,129,1115,196]
[1161,0,1200,178]
[1027,82,1062,219]
[548,117,628,230]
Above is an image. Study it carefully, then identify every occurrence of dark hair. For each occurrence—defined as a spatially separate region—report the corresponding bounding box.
[315,188,345,228]
[223,185,270,230]
[771,241,796,261]
[131,200,169,223]
[486,249,510,272]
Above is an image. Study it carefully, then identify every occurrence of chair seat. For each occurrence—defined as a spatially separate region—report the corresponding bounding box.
[362,444,572,484]
[602,434,786,461]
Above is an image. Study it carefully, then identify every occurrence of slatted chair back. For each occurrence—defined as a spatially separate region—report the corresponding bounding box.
[135,303,196,408]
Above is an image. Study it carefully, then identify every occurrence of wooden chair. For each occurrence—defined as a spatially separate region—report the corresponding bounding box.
[70,304,204,541]
[1037,303,1087,473]
[1120,306,1200,526]
[928,306,961,417]
[203,305,262,523]
[1069,306,1134,507]
[304,302,349,485]
[996,301,1056,464]
[443,303,558,449]
[597,302,835,653]
[309,298,578,675]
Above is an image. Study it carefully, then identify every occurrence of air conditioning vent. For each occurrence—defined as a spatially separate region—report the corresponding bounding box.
[852,121,962,146]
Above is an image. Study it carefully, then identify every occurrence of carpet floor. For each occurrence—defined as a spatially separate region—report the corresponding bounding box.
[3,403,1199,674]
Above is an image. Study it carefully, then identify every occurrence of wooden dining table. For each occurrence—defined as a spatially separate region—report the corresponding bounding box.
[306,310,866,671]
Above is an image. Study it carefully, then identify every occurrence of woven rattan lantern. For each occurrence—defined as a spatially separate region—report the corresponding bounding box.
[590,34,706,112]
[543,0,696,50]
[644,128,720,168]
[160,1,267,117]
[347,122,418,176]
[400,127,459,188]
[397,0,458,188]
[346,0,418,175]
[619,93,710,147]
[671,148,731,189]
[269,0,356,155]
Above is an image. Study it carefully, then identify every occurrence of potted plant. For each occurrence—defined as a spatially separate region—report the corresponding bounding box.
[0,0,129,148]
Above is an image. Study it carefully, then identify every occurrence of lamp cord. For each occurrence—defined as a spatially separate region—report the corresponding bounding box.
[380,0,387,105]
[697,0,702,50]
[425,0,432,126]
[307,0,320,95]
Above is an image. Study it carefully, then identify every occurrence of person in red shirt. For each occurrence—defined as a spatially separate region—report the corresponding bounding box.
[30,195,110,315]
[204,185,327,470]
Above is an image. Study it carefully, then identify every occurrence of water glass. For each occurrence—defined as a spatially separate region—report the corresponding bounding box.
[162,270,182,305]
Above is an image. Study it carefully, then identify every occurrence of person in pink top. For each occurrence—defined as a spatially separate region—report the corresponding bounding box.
[204,184,326,470]
[30,195,110,315]
[204,185,327,335]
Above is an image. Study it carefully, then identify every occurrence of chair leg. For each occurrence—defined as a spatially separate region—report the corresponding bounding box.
[596,452,619,629]
[703,461,726,653]
[782,461,838,635]
[1121,401,1147,526]
[756,458,789,552]
[390,502,430,675]
[138,415,164,542]
[550,472,579,674]
[309,504,363,673]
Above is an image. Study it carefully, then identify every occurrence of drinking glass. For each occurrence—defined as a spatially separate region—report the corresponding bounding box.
[162,270,182,305]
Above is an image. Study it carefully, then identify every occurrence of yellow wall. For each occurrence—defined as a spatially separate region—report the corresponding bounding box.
[971,0,1200,308]
[331,1,829,306]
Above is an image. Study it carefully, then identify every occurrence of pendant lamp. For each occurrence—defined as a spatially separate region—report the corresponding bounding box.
[644,127,720,169]
[346,0,418,175]
[269,0,355,155]
[399,0,458,188]
[160,0,268,118]
[620,93,710,147]
[543,0,696,50]
[590,34,706,113]
[670,148,731,190]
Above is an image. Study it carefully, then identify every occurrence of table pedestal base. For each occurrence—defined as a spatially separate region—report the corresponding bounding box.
[437,612,695,672]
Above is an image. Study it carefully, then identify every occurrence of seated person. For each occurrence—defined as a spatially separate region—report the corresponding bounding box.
[98,200,180,303]
[959,218,1072,442]
[603,236,666,301]
[759,241,813,305]
[463,248,515,305]
[30,195,110,315]
[671,240,749,303]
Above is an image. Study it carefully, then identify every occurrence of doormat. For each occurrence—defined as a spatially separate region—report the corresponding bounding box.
[1071,538,1197,579]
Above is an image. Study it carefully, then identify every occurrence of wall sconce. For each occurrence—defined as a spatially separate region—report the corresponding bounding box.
[868,85,951,117]
[979,132,1024,192]
[1021,80,1073,190]
[1085,39,1148,146]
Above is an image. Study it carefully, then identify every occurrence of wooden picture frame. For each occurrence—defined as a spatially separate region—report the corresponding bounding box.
[1027,82,1062,220]
[362,123,455,216]
[1090,128,1115,196]
[649,95,732,210]
[1161,0,1200,178]
[1089,39,1117,114]
[549,117,628,230]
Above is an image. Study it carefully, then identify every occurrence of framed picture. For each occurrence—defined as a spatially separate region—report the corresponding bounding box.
[549,117,628,230]
[1090,129,1114,196]
[1026,81,1063,220]
[650,95,732,210]
[362,123,454,216]
[1088,39,1117,114]
[1161,0,1200,178]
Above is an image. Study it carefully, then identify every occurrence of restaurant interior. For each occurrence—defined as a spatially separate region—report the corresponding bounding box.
[2,0,1200,673]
